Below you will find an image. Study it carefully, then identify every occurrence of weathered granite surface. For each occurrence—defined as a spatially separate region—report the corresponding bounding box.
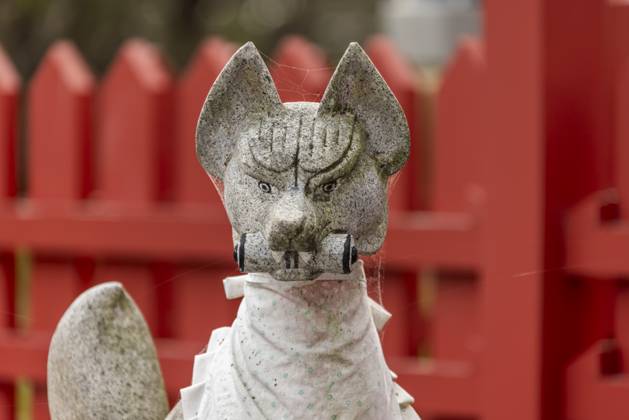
[47,282,168,420]
[197,41,409,281]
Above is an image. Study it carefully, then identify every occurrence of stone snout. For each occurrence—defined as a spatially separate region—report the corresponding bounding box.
[229,188,359,280]
[234,231,358,280]
[265,188,318,252]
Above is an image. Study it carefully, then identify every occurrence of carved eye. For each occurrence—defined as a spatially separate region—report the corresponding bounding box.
[258,181,272,193]
[322,180,338,193]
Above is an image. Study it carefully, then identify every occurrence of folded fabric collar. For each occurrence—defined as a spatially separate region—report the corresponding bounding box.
[243,259,366,285]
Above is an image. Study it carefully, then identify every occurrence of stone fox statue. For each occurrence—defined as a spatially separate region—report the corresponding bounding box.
[47,42,420,420]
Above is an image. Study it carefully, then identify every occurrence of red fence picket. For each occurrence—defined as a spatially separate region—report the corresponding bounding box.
[0,43,18,420]
[562,3,629,420]
[94,39,175,339]
[27,40,96,420]
[27,41,94,332]
[429,39,485,365]
[0,47,18,202]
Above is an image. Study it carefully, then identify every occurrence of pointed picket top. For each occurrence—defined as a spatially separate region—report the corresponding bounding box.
[175,37,236,204]
[0,45,20,95]
[104,39,171,94]
[28,40,95,202]
[270,35,331,102]
[433,38,486,212]
[31,41,93,95]
[0,45,20,200]
[97,39,174,207]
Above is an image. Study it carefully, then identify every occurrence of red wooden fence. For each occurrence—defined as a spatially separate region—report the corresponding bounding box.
[2,1,629,419]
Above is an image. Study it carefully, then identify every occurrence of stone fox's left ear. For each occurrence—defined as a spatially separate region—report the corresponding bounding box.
[318,42,409,176]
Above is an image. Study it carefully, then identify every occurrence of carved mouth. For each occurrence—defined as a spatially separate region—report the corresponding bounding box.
[234,231,357,278]
[271,250,313,269]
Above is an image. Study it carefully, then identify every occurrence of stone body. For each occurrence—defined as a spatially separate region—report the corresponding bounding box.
[47,41,419,420]
[179,265,418,419]
[47,282,169,420]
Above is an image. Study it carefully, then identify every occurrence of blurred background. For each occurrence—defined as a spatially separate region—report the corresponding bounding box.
[1,1,628,420]
[0,0,480,78]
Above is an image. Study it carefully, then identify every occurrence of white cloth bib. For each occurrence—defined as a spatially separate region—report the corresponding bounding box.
[181,262,419,420]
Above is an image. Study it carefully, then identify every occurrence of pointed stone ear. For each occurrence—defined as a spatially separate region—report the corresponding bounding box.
[196,42,283,181]
[318,42,409,176]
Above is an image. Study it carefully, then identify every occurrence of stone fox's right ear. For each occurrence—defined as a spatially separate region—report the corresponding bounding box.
[196,42,283,181]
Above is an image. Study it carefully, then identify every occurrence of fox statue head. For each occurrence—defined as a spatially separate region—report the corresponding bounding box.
[196,42,409,281]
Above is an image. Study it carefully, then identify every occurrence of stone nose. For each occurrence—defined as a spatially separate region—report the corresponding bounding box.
[267,191,313,251]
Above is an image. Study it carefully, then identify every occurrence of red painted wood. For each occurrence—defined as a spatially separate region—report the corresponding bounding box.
[481,0,545,419]
[28,41,94,203]
[25,43,95,417]
[564,191,629,277]
[0,332,50,382]
[379,271,421,357]
[175,38,235,205]
[94,39,175,339]
[0,383,14,420]
[433,39,486,213]
[617,57,629,219]
[170,266,239,341]
[543,2,629,419]
[0,44,18,420]
[270,35,331,103]
[0,251,15,412]
[0,45,18,332]
[432,273,480,362]
[389,358,478,418]
[29,260,83,332]
[34,385,50,420]
[97,39,174,206]
[430,38,486,369]
[0,252,16,420]
[0,45,19,200]
[616,285,629,361]
[26,41,95,337]
[0,253,14,332]
[565,342,629,420]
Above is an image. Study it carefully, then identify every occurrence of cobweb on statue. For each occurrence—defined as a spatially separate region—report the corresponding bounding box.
[260,51,335,103]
